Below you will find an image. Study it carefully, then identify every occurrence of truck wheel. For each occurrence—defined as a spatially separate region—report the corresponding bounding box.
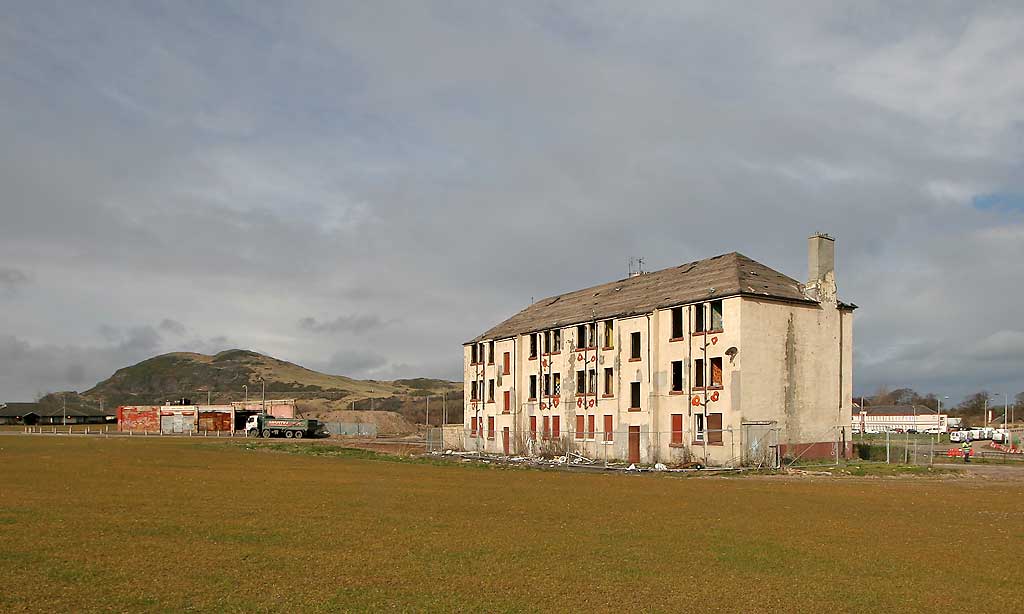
[285,430,294,438]
[261,429,271,438]
[294,431,304,439]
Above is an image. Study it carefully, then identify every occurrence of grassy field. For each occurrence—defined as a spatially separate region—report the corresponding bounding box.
[1,437,1022,613]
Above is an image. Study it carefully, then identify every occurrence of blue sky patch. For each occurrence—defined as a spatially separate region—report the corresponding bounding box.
[972,192,1024,212]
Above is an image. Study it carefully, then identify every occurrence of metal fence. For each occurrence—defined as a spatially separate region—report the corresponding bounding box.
[322,422,378,436]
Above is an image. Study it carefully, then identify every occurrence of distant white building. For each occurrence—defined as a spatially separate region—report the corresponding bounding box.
[853,405,949,433]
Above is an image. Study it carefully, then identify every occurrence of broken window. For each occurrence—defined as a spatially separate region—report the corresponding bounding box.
[603,415,613,442]
[529,334,538,359]
[631,381,641,410]
[576,370,587,395]
[711,300,724,331]
[671,306,684,339]
[671,414,683,445]
[693,304,706,334]
[587,415,596,439]
[471,381,479,400]
[553,372,561,396]
[575,415,585,439]
[630,332,641,360]
[488,341,495,364]
[588,369,597,395]
[711,357,723,387]
[529,375,537,400]
[545,329,562,354]
[694,359,705,388]
[694,413,705,441]
[543,374,551,397]
[488,379,495,402]
[672,361,683,393]
[471,344,479,364]
[576,324,586,349]
[603,320,614,348]
[604,368,613,396]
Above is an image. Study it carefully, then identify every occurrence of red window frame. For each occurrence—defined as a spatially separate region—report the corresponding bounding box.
[603,415,613,442]
[671,414,683,445]
[552,416,560,439]
[575,415,585,439]
[470,417,478,437]
[503,352,511,375]
[542,416,551,440]
[530,416,537,440]
[503,390,511,414]
[587,415,595,439]
[487,416,495,440]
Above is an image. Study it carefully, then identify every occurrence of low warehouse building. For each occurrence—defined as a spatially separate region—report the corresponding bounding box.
[1,401,114,425]
[853,406,949,433]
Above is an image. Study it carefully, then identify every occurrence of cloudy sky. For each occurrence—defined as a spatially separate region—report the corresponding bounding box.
[2,1,1022,403]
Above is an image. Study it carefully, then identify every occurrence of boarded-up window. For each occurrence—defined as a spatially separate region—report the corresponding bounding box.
[543,416,550,440]
[503,352,511,375]
[671,361,683,392]
[631,382,641,409]
[471,417,478,436]
[603,320,614,348]
[603,415,613,442]
[552,416,560,439]
[587,415,596,439]
[711,357,723,387]
[707,413,723,444]
[671,414,683,444]
[530,416,537,439]
[630,332,641,360]
[576,415,585,439]
[711,300,724,331]
[503,390,510,413]
[604,368,613,396]
[694,359,706,388]
[487,416,495,440]
[529,375,537,399]
[671,306,683,338]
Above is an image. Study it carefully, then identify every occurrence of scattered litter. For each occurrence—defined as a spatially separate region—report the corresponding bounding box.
[627,463,637,471]
[654,463,668,471]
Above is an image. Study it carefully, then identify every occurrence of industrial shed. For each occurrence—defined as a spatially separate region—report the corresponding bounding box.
[0,401,114,425]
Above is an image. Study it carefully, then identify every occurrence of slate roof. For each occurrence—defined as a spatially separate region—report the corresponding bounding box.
[469,252,831,343]
[0,402,112,418]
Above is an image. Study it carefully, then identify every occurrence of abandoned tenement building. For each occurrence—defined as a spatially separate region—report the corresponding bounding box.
[462,234,855,465]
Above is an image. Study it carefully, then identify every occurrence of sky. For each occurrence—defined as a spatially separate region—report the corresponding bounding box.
[2,1,1023,404]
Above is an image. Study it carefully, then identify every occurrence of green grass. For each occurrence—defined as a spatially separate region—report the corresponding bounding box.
[1,437,1021,613]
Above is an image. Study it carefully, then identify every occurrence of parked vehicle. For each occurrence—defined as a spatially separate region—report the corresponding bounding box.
[992,429,1011,443]
[949,430,970,443]
[245,414,324,439]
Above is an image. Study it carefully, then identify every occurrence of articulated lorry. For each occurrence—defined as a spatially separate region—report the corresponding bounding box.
[245,414,324,439]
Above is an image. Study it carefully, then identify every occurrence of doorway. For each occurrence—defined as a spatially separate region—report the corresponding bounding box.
[502,427,510,455]
[628,426,640,464]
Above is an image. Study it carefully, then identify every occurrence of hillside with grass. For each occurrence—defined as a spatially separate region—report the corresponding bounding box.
[48,349,463,426]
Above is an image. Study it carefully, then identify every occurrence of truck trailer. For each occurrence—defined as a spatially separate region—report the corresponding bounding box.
[245,414,323,439]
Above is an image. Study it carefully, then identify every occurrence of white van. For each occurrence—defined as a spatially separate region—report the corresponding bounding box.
[949,430,969,443]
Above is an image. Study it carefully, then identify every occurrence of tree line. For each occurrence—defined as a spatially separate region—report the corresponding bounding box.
[862,387,1023,423]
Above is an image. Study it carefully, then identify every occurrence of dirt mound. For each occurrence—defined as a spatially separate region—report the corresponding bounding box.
[300,410,418,436]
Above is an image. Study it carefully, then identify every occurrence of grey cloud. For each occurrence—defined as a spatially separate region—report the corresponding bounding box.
[319,351,389,377]
[0,267,30,295]
[159,318,187,336]
[298,315,387,334]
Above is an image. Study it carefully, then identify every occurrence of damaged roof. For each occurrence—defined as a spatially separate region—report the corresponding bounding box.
[470,252,828,343]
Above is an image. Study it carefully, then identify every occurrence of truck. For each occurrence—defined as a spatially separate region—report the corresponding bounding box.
[245,414,324,439]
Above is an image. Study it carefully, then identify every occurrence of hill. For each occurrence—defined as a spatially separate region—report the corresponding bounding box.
[45,349,464,426]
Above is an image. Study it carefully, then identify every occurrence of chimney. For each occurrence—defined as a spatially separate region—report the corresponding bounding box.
[808,232,835,284]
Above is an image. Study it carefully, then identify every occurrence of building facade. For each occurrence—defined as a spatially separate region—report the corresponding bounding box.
[462,234,855,466]
[853,406,949,433]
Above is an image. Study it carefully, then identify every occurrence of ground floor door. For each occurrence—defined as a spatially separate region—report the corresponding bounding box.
[502,427,510,455]
[628,426,640,464]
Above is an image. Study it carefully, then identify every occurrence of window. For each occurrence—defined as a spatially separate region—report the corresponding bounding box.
[588,322,596,348]
[630,381,641,410]
[707,413,723,444]
[544,330,562,354]
[587,415,596,439]
[471,381,479,401]
[503,352,510,375]
[471,416,478,436]
[630,332,641,360]
[603,368,614,396]
[487,416,495,440]
[529,375,537,400]
[603,415,613,442]
[576,324,589,349]
[529,334,538,359]
[576,370,586,395]
[694,413,704,441]
[671,361,683,393]
[530,416,537,439]
[711,357,723,387]
[543,374,551,396]
[694,359,705,388]
[671,306,684,339]
[488,379,495,402]
[553,372,561,396]
[603,320,614,348]
[503,390,510,413]
[711,300,724,331]
[671,414,683,445]
[588,369,597,395]
[487,341,495,364]
[542,416,550,440]
[575,415,585,439]
[471,344,479,364]
[552,416,560,439]
[693,304,706,334]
